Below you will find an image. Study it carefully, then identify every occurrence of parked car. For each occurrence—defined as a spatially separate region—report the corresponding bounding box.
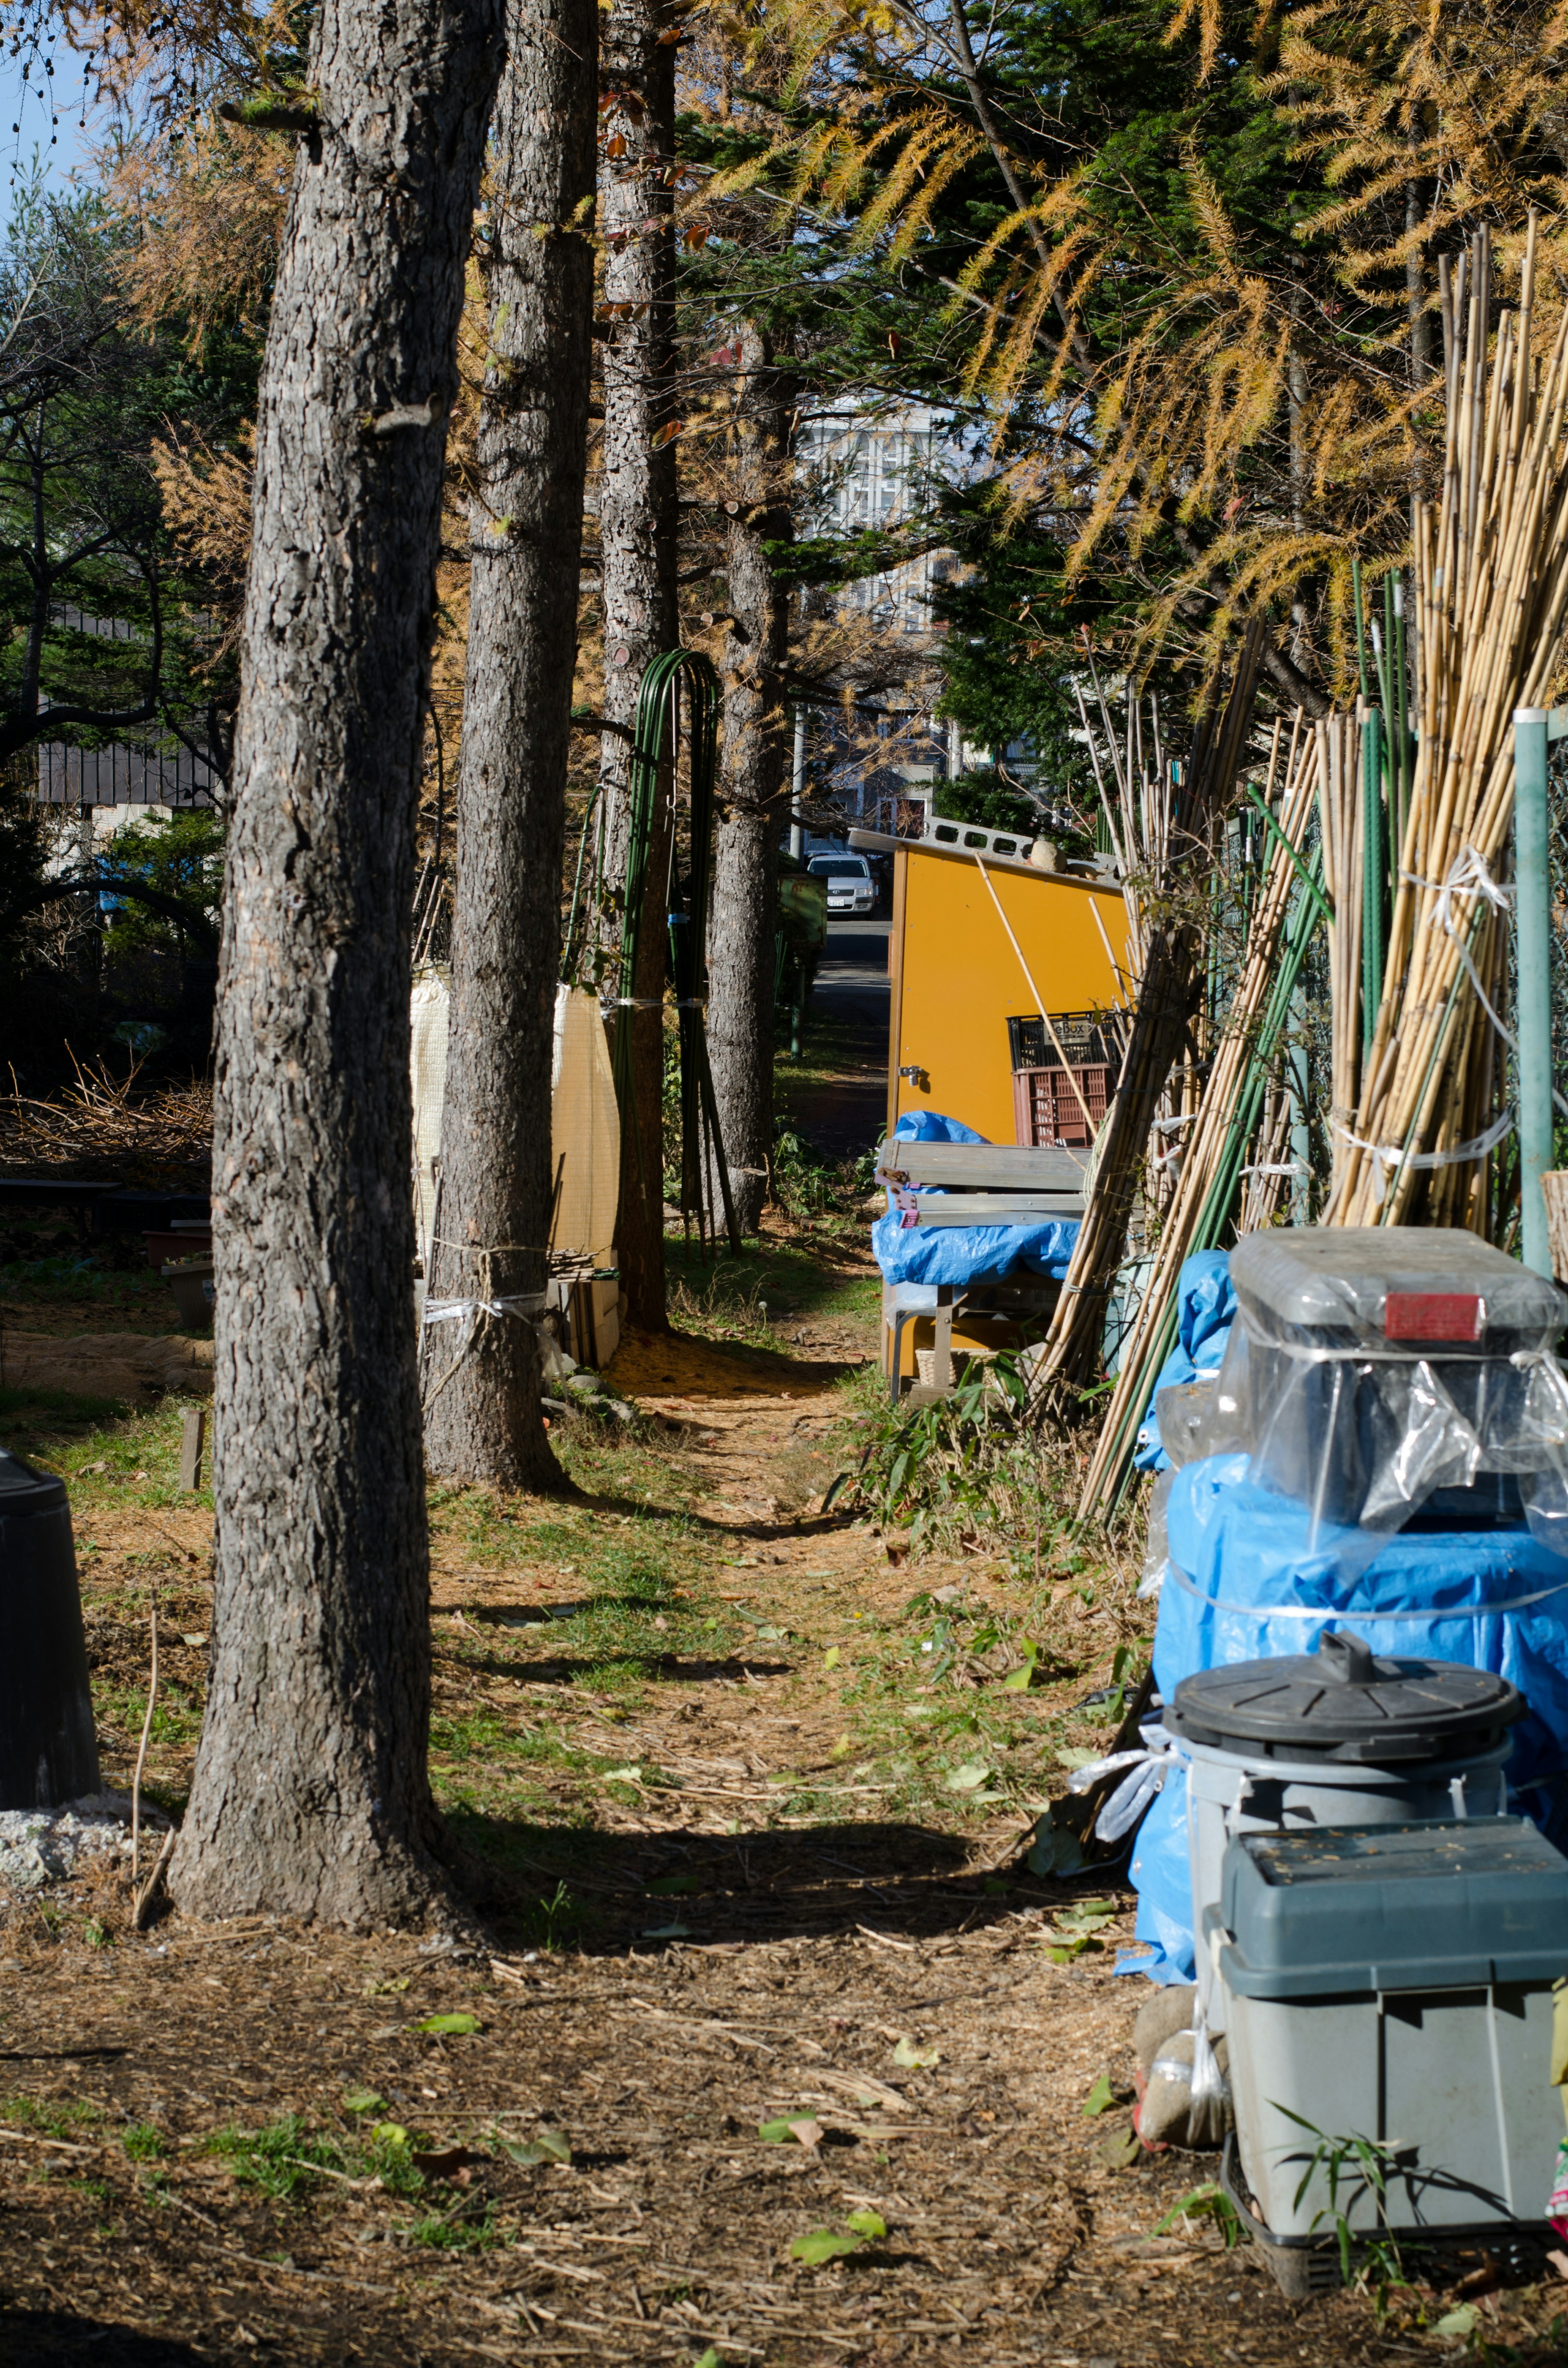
[807,852,878,914]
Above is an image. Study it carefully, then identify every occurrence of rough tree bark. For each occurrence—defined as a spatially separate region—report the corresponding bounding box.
[171,0,503,1926]
[709,323,793,1235]
[422,0,597,1487]
[597,0,677,1331]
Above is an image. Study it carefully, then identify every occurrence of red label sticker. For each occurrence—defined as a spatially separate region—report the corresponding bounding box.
[1385,1291,1483,1343]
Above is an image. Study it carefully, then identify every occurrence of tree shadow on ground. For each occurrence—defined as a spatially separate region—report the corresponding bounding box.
[447,1811,1073,1953]
[0,2312,208,2365]
[443,1646,794,1684]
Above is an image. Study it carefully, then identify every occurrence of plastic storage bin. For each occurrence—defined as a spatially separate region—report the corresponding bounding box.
[1167,1631,1523,2031]
[0,1449,100,1807]
[1223,1227,1567,1530]
[1210,1818,1568,2241]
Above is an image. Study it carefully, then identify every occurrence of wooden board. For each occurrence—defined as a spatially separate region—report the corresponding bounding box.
[892,1194,1085,1227]
[877,1142,1089,1191]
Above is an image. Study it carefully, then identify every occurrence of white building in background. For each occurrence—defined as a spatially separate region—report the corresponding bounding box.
[793,401,1043,829]
[795,400,959,638]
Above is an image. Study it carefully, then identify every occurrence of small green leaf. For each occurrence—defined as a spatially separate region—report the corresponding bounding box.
[791,2227,862,2264]
[503,2126,572,2167]
[694,2353,722,2368]
[1056,1906,1116,1933]
[369,2121,410,2149]
[1056,1747,1100,1770]
[944,1759,991,1792]
[844,2208,886,2238]
[641,1921,692,1940]
[603,1764,643,1784]
[823,1646,841,1670]
[1433,2305,1479,2339]
[342,2087,385,2115]
[1081,2074,1116,2118]
[758,2115,822,2147]
[417,2012,481,2036]
[891,2035,939,2069]
[1098,2127,1143,2171]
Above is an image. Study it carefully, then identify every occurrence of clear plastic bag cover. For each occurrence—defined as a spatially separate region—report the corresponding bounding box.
[1219,1231,1568,1541]
[1142,1465,1176,1596]
[1228,1226,1567,1350]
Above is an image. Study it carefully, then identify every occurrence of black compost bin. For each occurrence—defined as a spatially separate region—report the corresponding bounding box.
[0,1449,101,1807]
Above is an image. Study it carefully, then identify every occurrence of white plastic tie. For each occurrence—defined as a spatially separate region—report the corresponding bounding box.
[1332,1106,1516,1204]
[1401,847,1568,1120]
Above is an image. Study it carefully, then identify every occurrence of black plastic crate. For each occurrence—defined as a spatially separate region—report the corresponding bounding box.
[1007,1010,1118,1070]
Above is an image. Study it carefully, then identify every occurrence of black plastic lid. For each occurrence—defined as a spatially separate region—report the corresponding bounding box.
[0,1449,67,1516]
[1166,1628,1525,1764]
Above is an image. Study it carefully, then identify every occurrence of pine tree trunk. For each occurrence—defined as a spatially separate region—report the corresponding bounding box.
[709,325,792,1234]
[597,0,677,1331]
[422,0,597,1486]
[171,0,502,1927]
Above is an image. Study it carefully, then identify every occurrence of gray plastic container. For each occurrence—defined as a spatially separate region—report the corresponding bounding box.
[1210,1819,1568,2238]
[1168,1633,1523,2032]
[1225,1227,1567,1529]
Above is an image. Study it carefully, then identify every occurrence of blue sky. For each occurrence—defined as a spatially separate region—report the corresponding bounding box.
[0,47,98,200]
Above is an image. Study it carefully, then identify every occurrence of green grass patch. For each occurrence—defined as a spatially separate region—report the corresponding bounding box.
[121,2121,168,2162]
[0,2096,101,2137]
[211,2116,348,2202]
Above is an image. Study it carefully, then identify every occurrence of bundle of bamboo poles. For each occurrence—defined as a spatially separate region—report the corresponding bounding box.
[1027,621,1267,1401]
[1314,710,1363,1201]
[1333,216,1568,1225]
[1075,719,1319,1521]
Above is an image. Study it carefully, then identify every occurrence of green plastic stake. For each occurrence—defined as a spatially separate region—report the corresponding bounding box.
[1515,707,1554,1277]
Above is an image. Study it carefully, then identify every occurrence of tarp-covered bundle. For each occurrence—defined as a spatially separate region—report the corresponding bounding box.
[408,977,620,1275]
[1124,1228,1568,1984]
[871,1110,1080,1287]
[1134,1249,1237,1472]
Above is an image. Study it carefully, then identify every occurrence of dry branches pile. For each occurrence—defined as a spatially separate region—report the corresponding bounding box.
[1,1055,212,1188]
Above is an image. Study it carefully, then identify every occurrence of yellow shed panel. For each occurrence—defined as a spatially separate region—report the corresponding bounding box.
[887,848,1129,1144]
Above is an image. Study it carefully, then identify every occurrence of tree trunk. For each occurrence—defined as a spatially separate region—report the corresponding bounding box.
[709,324,792,1234]
[422,0,597,1486]
[171,0,502,1927]
[597,0,677,1331]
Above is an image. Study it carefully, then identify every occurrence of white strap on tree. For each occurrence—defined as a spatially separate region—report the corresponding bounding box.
[424,1291,548,1336]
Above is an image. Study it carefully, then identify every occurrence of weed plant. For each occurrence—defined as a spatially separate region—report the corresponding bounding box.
[827,1353,1128,1579]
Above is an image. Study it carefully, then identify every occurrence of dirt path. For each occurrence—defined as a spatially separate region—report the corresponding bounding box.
[0,1304,1554,2365]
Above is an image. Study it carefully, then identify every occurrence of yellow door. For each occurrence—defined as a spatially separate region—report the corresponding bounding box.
[887,848,1130,1144]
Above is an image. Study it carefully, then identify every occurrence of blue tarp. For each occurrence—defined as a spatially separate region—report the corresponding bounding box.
[1133,1249,1237,1472]
[872,1110,1081,1288]
[1122,1449,1568,1982]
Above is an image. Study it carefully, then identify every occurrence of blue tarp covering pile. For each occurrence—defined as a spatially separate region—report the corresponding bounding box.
[1123,1250,1568,1985]
[872,1110,1080,1288]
